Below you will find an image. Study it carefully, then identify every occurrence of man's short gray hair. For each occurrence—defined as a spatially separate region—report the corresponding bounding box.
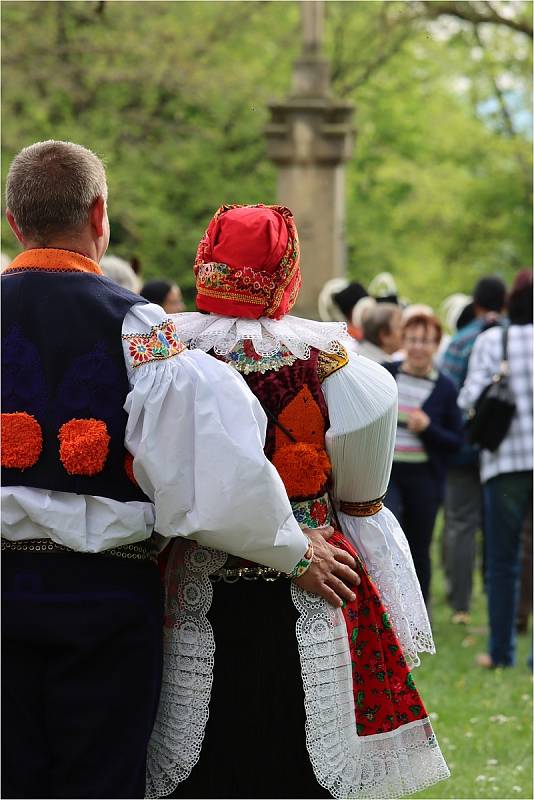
[362,303,400,346]
[6,140,107,242]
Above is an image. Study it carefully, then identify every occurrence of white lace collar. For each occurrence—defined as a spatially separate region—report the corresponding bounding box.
[171,312,349,359]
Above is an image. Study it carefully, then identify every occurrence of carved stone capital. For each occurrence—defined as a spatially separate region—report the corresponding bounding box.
[265,100,355,166]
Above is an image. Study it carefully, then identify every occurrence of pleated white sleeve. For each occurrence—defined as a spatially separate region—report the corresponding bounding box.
[122,303,308,573]
[322,354,435,665]
[323,355,398,502]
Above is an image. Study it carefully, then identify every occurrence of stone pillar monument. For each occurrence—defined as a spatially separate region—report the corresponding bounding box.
[265,0,355,319]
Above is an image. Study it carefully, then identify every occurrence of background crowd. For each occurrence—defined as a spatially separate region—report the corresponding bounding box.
[321,269,534,672]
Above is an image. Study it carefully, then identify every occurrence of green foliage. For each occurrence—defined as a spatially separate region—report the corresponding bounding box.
[326,1,532,305]
[1,0,531,308]
[1,1,298,299]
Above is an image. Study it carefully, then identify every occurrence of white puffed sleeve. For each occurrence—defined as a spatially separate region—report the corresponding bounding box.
[122,303,308,572]
[323,355,398,502]
[322,354,435,666]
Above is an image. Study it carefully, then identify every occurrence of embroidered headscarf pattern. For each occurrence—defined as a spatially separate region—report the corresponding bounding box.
[122,320,186,368]
[194,204,302,320]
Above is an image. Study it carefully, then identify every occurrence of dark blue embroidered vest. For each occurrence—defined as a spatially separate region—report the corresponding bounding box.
[2,266,150,503]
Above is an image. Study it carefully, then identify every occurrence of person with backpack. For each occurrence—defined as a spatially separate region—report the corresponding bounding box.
[440,277,506,624]
[458,270,533,668]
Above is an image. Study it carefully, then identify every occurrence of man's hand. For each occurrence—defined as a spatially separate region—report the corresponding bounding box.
[293,527,360,608]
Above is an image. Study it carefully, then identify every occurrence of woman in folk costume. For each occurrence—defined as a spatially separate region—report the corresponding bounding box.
[148,205,449,799]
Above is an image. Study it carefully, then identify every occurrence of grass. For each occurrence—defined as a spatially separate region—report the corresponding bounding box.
[411,526,533,800]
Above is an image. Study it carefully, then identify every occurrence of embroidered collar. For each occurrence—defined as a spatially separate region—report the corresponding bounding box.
[172,312,349,361]
[4,248,103,276]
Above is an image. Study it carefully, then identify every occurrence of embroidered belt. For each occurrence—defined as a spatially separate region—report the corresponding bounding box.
[339,495,385,517]
[1,537,158,564]
[210,565,288,583]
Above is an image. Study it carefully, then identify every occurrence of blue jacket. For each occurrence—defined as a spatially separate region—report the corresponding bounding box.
[441,317,503,467]
[383,361,465,483]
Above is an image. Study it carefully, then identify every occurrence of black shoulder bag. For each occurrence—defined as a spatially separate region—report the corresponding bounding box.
[468,326,516,452]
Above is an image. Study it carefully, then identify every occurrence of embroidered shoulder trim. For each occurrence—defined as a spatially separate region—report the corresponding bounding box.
[317,345,349,383]
[122,319,186,368]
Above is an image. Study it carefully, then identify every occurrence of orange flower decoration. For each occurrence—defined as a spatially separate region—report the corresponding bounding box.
[58,418,110,476]
[275,387,325,449]
[1,412,43,469]
[272,443,331,499]
[124,451,139,486]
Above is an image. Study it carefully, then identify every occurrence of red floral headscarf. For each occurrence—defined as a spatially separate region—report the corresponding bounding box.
[194,204,302,319]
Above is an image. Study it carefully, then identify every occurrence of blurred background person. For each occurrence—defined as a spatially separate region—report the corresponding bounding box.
[402,303,434,323]
[459,270,533,668]
[392,303,435,363]
[318,278,368,325]
[441,277,506,389]
[454,301,477,332]
[141,279,185,314]
[436,293,473,365]
[351,294,377,341]
[318,278,368,351]
[357,302,402,363]
[383,312,463,606]
[440,277,506,624]
[100,254,141,293]
[368,271,399,305]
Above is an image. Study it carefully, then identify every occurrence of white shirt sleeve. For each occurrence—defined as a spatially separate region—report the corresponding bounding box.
[122,302,307,572]
[458,329,497,411]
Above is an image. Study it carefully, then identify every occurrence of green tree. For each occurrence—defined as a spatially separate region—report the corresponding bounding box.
[2,0,531,308]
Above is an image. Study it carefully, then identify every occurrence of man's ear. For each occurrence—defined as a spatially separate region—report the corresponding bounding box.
[6,209,24,244]
[377,325,387,346]
[90,195,106,238]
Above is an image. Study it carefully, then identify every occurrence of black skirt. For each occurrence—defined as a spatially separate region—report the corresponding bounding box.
[171,576,330,800]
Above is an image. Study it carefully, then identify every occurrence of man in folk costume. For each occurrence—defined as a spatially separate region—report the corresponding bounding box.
[1,144,360,799]
[156,204,450,799]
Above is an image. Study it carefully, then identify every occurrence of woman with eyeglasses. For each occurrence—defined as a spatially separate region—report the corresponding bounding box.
[383,312,464,606]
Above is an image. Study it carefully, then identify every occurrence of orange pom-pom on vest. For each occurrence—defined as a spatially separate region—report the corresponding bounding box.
[58,418,110,476]
[1,412,43,469]
[124,451,138,486]
[272,442,331,499]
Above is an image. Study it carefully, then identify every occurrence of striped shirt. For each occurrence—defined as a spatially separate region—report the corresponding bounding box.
[394,369,437,463]
[458,324,533,482]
